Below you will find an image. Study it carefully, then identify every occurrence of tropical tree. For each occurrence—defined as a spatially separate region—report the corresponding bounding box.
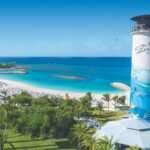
[28,106,55,139]
[33,96,61,107]
[0,107,15,150]
[72,101,83,120]
[48,96,61,107]
[80,136,97,150]
[15,111,29,135]
[86,92,93,103]
[112,95,119,111]
[71,124,117,150]
[32,96,49,106]
[96,136,116,150]
[101,94,111,110]
[0,108,7,125]
[2,100,20,129]
[1,90,11,103]
[0,130,15,150]
[97,102,104,116]
[80,92,93,118]
[55,107,75,137]
[118,95,126,106]
[84,92,92,109]
[71,123,95,149]
[12,91,33,108]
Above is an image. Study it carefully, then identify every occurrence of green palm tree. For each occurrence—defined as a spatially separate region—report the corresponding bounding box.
[71,123,95,149]
[80,136,97,150]
[2,90,11,104]
[96,136,116,150]
[118,95,126,106]
[0,108,15,150]
[80,92,92,119]
[97,102,104,116]
[73,101,83,120]
[0,131,15,150]
[71,123,88,145]
[85,92,92,109]
[101,94,111,110]
[112,95,119,111]
[0,108,7,124]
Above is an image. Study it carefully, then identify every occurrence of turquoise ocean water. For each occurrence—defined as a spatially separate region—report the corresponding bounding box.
[0,57,131,93]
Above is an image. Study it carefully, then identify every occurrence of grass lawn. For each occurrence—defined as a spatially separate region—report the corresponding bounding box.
[4,131,77,150]
[4,110,126,150]
[91,109,127,124]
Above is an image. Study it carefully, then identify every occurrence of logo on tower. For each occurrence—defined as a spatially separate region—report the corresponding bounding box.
[135,42,150,54]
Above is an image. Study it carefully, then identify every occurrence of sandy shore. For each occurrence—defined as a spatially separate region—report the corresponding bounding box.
[53,75,87,80]
[111,82,130,91]
[0,78,130,100]
[0,78,86,98]
[0,71,27,74]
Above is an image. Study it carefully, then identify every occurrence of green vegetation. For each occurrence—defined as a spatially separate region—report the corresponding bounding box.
[118,95,126,105]
[0,63,15,69]
[97,102,104,115]
[71,123,141,150]
[4,130,76,150]
[112,95,119,110]
[71,123,117,150]
[126,146,139,150]
[91,109,125,125]
[101,94,111,110]
[0,91,129,150]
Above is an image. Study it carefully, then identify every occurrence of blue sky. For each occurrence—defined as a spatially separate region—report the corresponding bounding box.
[0,0,150,57]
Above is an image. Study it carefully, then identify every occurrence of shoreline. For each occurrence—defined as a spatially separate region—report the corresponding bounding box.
[0,71,27,74]
[0,78,84,98]
[0,78,130,99]
[111,82,130,91]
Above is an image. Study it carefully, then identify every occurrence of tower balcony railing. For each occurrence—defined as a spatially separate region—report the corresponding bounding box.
[132,25,150,32]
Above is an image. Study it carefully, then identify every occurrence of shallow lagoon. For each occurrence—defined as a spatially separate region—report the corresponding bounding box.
[0,57,131,93]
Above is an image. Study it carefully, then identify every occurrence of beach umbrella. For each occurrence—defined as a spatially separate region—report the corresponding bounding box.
[94,119,150,149]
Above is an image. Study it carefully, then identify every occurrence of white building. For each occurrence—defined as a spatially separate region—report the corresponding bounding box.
[95,15,150,150]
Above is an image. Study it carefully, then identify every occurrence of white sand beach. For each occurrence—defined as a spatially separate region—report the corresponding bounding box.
[0,78,85,98]
[111,82,130,91]
[0,78,130,109]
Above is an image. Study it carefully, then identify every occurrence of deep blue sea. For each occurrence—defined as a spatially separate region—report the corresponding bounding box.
[0,57,131,93]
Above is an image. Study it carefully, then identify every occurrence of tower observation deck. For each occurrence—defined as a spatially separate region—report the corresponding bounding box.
[131,15,150,32]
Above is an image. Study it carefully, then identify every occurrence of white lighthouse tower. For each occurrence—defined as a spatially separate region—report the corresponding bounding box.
[94,15,150,150]
[130,15,150,120]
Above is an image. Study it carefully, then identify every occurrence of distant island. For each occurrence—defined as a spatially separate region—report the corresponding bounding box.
[0,63,28,74]
[0,63,15,69]
[53,75,88,80]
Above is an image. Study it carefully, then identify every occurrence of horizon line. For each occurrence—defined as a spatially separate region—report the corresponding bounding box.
[0,56,131,58]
